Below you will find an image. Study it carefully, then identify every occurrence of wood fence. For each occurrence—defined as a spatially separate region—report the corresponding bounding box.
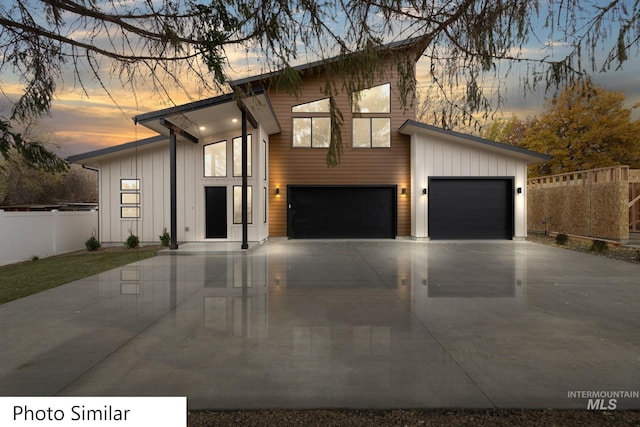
[527,165,640,241]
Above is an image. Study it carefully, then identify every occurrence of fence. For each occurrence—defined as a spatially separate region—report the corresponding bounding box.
[0,210,99,266]
[527,165,637,242]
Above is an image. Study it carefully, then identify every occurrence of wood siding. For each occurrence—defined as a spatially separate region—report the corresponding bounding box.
[267,58,416,237]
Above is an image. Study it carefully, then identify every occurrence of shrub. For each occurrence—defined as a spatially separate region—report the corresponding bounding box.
[555,233,569,245]
[590,239,609,253]
[159,227,170,247]
[31,255,39,261]
[85,235,101,251]
[124,233,140,249]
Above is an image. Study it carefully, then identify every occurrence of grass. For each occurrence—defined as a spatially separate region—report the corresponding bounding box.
[0,245,161,305]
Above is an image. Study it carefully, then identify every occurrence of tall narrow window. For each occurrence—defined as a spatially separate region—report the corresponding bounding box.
[204,140,227,177]
[233,186,253,224]
[233,135,252,177]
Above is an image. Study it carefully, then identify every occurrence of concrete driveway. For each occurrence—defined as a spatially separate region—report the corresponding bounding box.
[1,240,639,410]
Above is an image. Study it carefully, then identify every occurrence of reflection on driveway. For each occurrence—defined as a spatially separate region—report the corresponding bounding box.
[1,240,639,409]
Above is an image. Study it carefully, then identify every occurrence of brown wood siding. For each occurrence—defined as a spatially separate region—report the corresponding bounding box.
[268,57,416,237]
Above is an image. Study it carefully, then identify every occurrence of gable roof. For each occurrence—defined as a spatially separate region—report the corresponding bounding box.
[399,120,551,164]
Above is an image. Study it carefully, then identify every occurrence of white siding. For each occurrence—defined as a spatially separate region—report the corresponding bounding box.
[411,133,529,239]
[96,127,269,244]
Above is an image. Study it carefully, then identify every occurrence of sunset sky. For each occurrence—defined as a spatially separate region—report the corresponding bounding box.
[1,3,639,159]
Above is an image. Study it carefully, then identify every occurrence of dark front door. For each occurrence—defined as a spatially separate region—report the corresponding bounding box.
[205,187,227,238]
[428,178,513,240]
[288,186,396,239]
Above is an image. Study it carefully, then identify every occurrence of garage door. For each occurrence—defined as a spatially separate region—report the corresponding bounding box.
[288,186,396,239]
[428,178,513,239]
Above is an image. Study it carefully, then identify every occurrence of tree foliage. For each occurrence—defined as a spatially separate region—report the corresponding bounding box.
[1,0,639,167]
[485,79,640,177]
[0,152,97,205]
[522,79,640,176]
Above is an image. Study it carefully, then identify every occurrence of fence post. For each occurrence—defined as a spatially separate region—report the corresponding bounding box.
[52,209,59,256]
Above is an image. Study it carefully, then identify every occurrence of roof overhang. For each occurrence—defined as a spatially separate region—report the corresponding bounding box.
[67,135,167,165]
[134,89,280,139]
[399,120,551,165]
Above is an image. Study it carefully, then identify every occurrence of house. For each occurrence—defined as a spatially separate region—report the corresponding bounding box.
[68,40,549,248]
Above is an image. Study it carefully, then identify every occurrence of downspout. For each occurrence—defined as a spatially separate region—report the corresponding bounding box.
[81,165,100,243]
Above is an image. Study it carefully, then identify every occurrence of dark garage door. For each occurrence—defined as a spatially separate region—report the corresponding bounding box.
[429,178,513,240]
[288,186,396,239]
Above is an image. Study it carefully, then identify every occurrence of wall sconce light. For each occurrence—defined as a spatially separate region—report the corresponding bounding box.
[401,187,407,196]
[275,187,280,196]
[517,187,522,194]
[422,188,427,195]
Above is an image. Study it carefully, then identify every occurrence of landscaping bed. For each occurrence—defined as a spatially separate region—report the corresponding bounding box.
[526,233,640,264]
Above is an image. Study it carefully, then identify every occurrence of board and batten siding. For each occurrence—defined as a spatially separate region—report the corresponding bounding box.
[266,60,416,237]
[96,125,270,244]
[411,134,529,239]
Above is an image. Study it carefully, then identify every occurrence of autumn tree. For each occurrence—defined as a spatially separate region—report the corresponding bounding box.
[0,151,97,205]
[520,78,640,177]
[1,0,639,168]
[482,115,529,147]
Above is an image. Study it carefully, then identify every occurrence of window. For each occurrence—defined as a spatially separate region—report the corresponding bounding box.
[292,117,331,147]
[263,139,267,181]
[292,98,331,148]
[204,140,227,177]
[121,193,140,204]
[120,179,140,191]
[120,179,140,218]
[352,83,390,113]
[233,135,252,177]
[233,186,252,224]
[263,187,267,223]
[352,118,391,148]
[121,207,140,218]
[352,83,391,148]
[292,98,330,113]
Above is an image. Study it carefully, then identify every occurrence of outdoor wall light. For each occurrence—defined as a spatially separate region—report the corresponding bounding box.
[422,188,427,195]
[275,187,280,196]
[517,187,522,194]
[401,187,407,196]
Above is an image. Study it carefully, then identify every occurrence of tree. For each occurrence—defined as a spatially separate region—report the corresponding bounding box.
[482,115,528,147]
[1,0,639,168]
[0,151,97,205]
[520,78,640,177]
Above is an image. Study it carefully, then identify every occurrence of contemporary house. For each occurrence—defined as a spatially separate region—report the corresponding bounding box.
[68,40,549,248]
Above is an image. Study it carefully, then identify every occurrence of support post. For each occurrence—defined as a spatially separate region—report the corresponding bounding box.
[169,128,178,250]
[241,108,249,249]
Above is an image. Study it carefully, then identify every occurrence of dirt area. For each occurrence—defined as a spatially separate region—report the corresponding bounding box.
[188,408,640,426]
[526,233,640,264]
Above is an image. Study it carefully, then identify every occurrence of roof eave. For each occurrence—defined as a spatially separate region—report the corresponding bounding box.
[399,120,551,164]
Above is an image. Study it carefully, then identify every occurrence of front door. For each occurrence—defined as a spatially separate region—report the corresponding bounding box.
[205,187,227,238]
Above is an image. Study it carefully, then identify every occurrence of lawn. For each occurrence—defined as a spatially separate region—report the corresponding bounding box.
[0,246,161,305]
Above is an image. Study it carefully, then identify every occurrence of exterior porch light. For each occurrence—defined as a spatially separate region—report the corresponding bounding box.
[422,188,427,195]
[401,187,407,196]
[517,187,523,194]
[275,187,280,196]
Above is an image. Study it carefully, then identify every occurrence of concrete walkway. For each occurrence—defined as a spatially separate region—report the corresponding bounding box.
[1,240,639,410]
